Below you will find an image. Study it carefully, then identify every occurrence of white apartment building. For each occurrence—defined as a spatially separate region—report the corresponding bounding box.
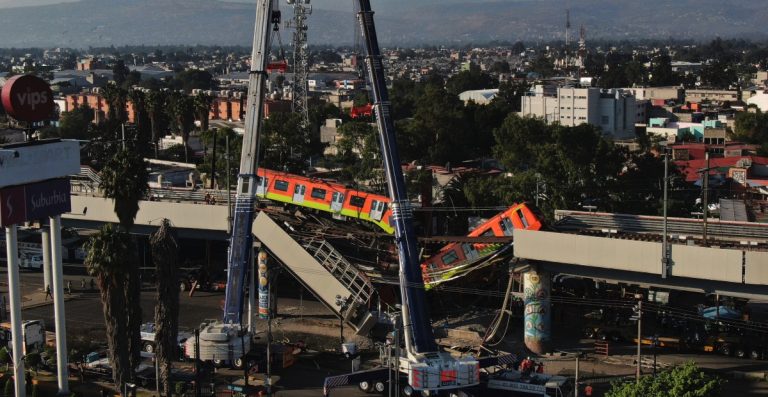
[520,85,643,139]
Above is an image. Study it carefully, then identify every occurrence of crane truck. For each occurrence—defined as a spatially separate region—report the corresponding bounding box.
[184,0,280,367]
[323,1,524,396]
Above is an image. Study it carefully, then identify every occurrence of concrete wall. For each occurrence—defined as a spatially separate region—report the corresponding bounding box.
[514,230,768,286]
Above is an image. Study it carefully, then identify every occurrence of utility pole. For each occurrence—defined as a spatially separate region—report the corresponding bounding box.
[702,152,709,246]
[635,295,643,383]
[574,353,580,397]
[661,147,670,278]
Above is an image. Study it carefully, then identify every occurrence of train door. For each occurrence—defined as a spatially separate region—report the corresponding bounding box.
[331,192,344,212]
[462,243,479,261]
[370,200,386,221]
[293,184,306,204]
[500,217,514,236]
[256,177,268,196]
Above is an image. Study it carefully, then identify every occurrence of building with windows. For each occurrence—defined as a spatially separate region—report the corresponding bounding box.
[519,85,642,139]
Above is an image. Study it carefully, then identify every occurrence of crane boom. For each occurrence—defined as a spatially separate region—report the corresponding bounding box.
[223,0,279,324]
[356,0,436,355]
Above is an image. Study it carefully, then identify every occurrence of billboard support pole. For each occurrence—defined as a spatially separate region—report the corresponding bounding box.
[50,215,69,395]
[41,227,52,292]
[5,225,26,397]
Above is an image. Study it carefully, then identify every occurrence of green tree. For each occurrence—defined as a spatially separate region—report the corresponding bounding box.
[127,89,152,155]
[150,219,180,397]
[98,147,149,376]
[103,83,129,124]
[167,92,195,163]
[146,89,169,158]
[490,115,625,219]
[261,112,310,172]
[85,224,133,389]
[193,92,214,132]
[112,60,130,88]
[336,121,382,187]
[445,63,497,95]
[170,69,214,92]
[606,362,721,397]
[649,54,678,87]
[398,84,469,164]
[4,377,12,397]
[99,148,150,230]
[58,105,95,140]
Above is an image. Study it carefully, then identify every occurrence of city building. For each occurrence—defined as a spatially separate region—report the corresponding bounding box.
[519,85,642,139]
[459,89,499,105]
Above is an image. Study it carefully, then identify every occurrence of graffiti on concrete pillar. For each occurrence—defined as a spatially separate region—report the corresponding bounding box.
[523,271,551,347]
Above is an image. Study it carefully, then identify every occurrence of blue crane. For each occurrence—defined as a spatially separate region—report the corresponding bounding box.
[223,0,280,325]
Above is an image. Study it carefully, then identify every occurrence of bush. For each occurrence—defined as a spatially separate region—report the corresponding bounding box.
[0,348,9,365]
[4,377,13,397]
[24,353,41,369]
[174,381,186,396]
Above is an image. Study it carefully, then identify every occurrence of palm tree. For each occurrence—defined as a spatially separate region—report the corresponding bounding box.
[150,219,180,396]
[100,149,150,230]
[99,147,149,375]
[168,92,195,163]
[127,89,152,155]
[146,90,167,158]
[85,224,133,389]
[193,92,214,132]
[103,83,129,124]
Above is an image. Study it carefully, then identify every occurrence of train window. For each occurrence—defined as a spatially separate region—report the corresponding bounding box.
[311,187,327,200]
[349,195,366,208]
[517,209,530,228]
[274,180,289,192]
[441,251,459,266]
[501,218,514,236]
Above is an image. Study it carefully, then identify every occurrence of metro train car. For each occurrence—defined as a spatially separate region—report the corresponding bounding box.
[421,203,543,284]
[255,168,395,234]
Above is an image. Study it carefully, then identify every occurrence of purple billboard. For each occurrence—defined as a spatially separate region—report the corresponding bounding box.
[0,178,71,227]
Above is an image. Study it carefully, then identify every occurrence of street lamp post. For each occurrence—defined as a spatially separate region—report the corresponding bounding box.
[661,146,670,278]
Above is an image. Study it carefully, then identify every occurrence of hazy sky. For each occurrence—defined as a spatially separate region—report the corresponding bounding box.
[0,0,77,7]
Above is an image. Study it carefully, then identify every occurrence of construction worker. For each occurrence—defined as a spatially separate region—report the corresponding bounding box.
[585,383,593,396]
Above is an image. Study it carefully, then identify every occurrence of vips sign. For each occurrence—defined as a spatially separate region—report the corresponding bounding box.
[0,179,71,227]
[0,74,55,122]
[0,140,80,188]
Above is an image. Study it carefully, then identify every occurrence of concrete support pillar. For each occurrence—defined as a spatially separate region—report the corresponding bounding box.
[5,225,26,397]
[257,250,270,320]
[247,246,256,332]
[50,215,69,395]
[523,269,551,355]
[41,227,52,291]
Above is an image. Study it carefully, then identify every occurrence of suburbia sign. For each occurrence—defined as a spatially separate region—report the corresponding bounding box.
[0,74,55,122]
[0,178,71,227]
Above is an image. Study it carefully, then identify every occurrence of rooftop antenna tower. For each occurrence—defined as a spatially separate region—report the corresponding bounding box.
[565,8,571,72]
[286,0,311,131]
[578,24,587,74]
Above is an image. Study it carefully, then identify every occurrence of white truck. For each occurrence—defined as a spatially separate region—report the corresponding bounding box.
[139,322,192,355]
[0,320,46,355]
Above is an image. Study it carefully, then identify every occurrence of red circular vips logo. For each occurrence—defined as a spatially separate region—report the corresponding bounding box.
[1,74,54,122]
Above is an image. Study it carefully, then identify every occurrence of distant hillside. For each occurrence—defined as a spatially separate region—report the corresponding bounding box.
[0,0,765,48]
